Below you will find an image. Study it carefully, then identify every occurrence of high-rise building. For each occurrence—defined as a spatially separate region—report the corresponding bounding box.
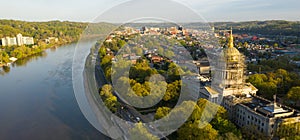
[199,29,300,138]
[1,34,34,46]
[16,33,23,46]
[1,37,17,46]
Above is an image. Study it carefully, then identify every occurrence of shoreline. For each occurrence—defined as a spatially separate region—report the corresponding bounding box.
[1,35,103,68]
[1,41,76,68]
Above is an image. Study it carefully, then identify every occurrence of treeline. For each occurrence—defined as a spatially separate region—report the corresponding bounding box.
[212,20,300,38]
[0,20,87,42]
[0,20,116,43]
[247,69,300,101]
[247,56,299,73]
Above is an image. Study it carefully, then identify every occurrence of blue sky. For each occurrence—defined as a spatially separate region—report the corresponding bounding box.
[0,0,299,22]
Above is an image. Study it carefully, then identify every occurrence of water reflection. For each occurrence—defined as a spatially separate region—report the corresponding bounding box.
[1,66,10,74]
[14,52,48,67]
[1,52,48,76]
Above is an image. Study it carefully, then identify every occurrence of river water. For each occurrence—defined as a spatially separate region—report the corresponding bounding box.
[0,41,109,140]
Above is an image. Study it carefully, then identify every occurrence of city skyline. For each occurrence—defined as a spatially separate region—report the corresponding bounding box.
[0,0,299,22]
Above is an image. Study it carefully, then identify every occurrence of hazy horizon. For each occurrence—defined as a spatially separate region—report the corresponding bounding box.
[0,0,299,22]
[1,18,299,23]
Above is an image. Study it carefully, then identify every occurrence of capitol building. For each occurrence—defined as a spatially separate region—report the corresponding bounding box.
[199,30,300,138]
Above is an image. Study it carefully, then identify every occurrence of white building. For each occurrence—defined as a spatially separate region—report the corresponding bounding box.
[16,33,23,46]
[1,37,17,46]
[22,36,34,45]
[1,34,34,46]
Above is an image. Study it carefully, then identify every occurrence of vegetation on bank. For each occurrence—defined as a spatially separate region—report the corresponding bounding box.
[0,19,116,66]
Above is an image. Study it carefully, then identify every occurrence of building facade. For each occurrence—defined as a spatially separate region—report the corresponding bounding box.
[16,33,23,46]
[1,37,17,46]
[1,34,34,46]
[22,36,34,45]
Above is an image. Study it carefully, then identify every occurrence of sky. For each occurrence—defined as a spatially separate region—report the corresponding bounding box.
[0,0,299,22]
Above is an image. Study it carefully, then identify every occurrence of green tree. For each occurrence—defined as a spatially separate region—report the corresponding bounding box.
[129,122,159,140]
[129,61,158,83]
[287,86,300,101]
[211,116,241,137]
[259,82,277,99]
[276,122,300,139]
[99,84,118,113]
[104,96,118,113]
[163,80,181,102]
[167,63,181,82]
[99,46,106,58]
[173,99,241,140]
[117,39,126,48]
[100,84,113,98]
[219,132,242,140]
[237,42,243,48]
[0,51,10,64]
[154,107,171,120]
[132,83,149,96]
[177,121,218,140]
[243,42,248,48]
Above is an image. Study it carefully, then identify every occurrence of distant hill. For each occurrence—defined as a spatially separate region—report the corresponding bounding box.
[0,20,116,42]
[210,20,300,37]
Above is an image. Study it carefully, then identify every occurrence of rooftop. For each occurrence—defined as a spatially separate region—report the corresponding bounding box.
[241,96,300,118]
[205,86,219,95]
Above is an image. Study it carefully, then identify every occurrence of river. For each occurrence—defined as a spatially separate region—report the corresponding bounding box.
[0,41,109,140]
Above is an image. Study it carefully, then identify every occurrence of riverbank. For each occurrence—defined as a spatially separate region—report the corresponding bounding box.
[1,40,77,68]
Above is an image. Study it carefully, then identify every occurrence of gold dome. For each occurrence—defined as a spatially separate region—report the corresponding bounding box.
[223,28,241,62]
[224,47,240,62]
